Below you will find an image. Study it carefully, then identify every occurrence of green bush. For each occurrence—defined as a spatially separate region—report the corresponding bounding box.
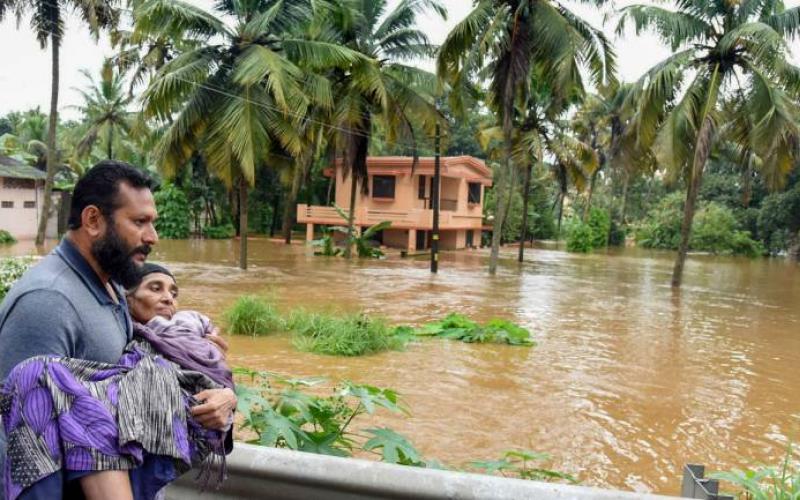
[586,208,611,248]
[608,219,626,247]
[154,184,191,239]
[288,310,406,356]
[223,296,284,336]
[758,184,800,255]
[0,230,17,244]
[0,257,32,301]
[202,223,236,239]
[636,194,764,256]
[565,220,594,252]
[711,445,799,499]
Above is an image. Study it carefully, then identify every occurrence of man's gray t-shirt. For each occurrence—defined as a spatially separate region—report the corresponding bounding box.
[0,237,132,497]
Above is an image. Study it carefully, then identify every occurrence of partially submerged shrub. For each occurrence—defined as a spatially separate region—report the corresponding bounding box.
[289,310,406,356]
[0,257,33,301]
[223,296,284,336]
[565,209,613,253]
[0,230,17,245]
[711,445,800,499]
[202,223,235,239]
[409,313,534,346]
[153,184,191,239]
[565,221,594,253]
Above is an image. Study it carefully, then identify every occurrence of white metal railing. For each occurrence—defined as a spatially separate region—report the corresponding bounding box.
[165,444,681,500]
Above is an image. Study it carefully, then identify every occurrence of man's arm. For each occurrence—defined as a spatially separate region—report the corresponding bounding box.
[0,290,78,381]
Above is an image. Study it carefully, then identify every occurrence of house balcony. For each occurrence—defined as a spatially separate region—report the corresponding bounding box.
[297,204,486,230]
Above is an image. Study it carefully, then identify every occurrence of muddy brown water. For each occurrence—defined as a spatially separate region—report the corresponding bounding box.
[3,238,799,495]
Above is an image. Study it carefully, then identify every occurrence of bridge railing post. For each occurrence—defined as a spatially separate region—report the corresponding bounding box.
[680,464,733,500]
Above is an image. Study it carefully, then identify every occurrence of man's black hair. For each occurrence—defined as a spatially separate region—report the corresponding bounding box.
[67,160,154,230]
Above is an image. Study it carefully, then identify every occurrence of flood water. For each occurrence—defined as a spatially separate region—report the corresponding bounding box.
[3,238,799,495]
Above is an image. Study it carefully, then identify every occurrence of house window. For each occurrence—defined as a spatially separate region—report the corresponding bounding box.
[372,175,395,199]
[1,201,13,209]
[418,176,426,199]
[24,201,36,209]
[468,182,482,204]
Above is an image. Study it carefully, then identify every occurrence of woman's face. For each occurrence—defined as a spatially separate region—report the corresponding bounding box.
[128,272,178,323]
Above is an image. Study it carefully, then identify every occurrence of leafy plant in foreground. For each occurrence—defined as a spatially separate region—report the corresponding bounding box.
[470,449,578,483]
[234,368,422,463]
[711,445,800,499]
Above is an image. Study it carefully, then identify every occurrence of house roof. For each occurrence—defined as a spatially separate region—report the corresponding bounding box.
[329,156,492,180]
[0,156,46,180]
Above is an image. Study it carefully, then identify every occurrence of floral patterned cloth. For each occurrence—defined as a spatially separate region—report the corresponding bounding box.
[0,339,226,500]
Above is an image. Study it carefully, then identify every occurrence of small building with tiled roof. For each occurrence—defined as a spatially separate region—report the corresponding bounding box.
[0,155,59,240]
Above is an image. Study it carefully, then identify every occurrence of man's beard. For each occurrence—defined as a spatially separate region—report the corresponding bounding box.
[91,220,151,289]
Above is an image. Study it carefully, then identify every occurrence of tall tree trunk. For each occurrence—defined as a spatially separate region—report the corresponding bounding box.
[282,156,310,244]
[620,171,630,225]
[231,188,240,236]
[344,174,358,259]
[36,22,60,245]
[556,193,565,240]
[326,174,334,205]
[488,173,509,274]
[742,155,753,208]
[672,116,714,288]
[499,173,515,246]
[518,159,534,262]
[108,124,113,160]
[269,194,280,237]
[583,170,598,221]
[239,176,248,270]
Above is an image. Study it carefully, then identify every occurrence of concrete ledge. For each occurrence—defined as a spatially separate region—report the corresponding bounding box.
[166,444,680,500]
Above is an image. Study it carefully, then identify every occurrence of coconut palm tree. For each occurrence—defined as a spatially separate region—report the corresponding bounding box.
[438,0,616,274]
[0,0,118,244]
[141,0,362,269]
[73,61,136,160]
[328,0,446,258]
[617,0,800,287]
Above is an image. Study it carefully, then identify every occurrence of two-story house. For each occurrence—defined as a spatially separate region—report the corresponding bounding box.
[297,156,492,251]
[0,155,59,239]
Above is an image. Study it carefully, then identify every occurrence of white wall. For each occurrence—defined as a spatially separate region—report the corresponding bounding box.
[0,178,59,239]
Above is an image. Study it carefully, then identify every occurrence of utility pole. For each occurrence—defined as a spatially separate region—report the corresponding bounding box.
[431,124,441,273]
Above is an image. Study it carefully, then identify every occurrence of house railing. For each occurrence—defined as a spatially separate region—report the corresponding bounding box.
[297,204,483,229]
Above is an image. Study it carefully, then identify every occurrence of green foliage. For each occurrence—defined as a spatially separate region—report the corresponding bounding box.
[310,226,341,257]
[235,369,421,462]
[288,309,407,356]
[408,313,535,347]
[636,194,764,256]
[711,445,800,499]
[327,205,389,259]
[153,184,191,239]
[0,257,33,302]
[202,223,235,239]
[758,183,800,256]
[565,209,613,253]
[566,220,595,253]
[469,449,578,483]
[0,230,17,245]
[223,296,284,336]
[691,204,765,257]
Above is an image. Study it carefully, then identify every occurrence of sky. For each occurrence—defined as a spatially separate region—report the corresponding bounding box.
[0,0,798,120]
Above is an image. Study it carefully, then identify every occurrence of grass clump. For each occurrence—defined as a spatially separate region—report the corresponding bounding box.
[223,295,284,336]
[0,230,17,245]
[409,313,534,346]
[288,309,407,356]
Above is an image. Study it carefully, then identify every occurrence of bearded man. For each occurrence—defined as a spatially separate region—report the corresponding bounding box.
[0,160,235,499]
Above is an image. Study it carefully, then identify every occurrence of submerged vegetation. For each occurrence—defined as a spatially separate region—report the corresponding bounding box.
[223,297,534,353]
[0,230,17,245]
[288,310,406,357]
[235,368,576,481]
[403,313,535,346]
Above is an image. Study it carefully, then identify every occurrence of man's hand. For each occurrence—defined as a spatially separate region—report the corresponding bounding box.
[191,388,237,431]
[207,327,229,358]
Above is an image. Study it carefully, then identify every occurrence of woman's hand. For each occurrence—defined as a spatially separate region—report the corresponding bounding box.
[207,327,229,357]
[191,388,237,430]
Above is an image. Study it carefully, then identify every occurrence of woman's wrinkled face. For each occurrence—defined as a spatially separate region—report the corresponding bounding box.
[128,272,178,323]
